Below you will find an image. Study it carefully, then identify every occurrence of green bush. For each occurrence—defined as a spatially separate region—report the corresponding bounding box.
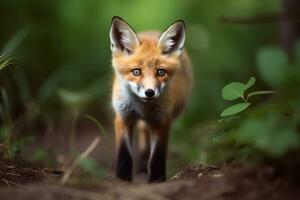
[200,45,300,165]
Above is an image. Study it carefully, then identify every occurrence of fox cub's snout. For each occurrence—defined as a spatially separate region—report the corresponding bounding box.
[110,16,193,182]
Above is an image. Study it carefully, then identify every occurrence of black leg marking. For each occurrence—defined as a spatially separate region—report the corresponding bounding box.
[148,141,166,183]
[116,139,133,182]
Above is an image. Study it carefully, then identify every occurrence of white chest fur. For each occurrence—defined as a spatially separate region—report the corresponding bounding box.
[113,81,166,125]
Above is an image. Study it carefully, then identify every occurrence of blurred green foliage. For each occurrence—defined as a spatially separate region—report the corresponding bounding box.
[0,0,299,175]
[200,45,300,164]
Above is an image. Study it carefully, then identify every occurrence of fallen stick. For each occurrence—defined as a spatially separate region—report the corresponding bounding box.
[60,137,101,184]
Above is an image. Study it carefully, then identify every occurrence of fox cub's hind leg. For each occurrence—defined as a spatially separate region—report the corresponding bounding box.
[137,121,151,174]
[115,116,134,182]
[148,122,170,183]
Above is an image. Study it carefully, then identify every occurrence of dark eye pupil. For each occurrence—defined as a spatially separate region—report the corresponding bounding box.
[158,69,165,76]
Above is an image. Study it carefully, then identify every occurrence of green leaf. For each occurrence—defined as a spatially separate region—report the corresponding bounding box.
[247,90,277,99]
[222,82,247,100]
[221,103,250,117]
[257,47,288,86]
[245,77,256,90]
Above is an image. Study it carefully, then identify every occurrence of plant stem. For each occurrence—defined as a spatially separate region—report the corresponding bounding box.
[241,95,248,103]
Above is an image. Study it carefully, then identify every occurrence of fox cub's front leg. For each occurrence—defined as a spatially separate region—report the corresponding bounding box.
[115,116,134,181]
[148,122,170,183]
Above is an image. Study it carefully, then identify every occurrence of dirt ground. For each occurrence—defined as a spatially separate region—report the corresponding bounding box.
[0,158,299,200]
[0,122,299,200]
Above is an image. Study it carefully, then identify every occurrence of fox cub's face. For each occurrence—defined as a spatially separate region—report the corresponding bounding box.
[110,16,185,100]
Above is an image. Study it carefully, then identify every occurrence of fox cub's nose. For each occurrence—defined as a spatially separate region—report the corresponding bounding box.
[145,89,155,98]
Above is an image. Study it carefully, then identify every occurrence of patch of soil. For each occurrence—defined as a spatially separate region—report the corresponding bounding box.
[0,160,299,200]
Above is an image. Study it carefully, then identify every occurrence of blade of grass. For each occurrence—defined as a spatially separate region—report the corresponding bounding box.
[1,27,28,56]
[0,87,11,123]
[0,104,4,122]
[0,57,11,71]
[82,114,108,137]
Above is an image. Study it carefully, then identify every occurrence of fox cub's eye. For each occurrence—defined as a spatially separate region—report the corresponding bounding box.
[132,69,141,76]
[157,69,166,77]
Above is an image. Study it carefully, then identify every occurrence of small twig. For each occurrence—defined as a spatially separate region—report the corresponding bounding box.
[2,178,21,188]
[60,137,101,184]
[5,172,21,177]
[43,168,64,176]
[23,167,40,173]
[2,178,12,188]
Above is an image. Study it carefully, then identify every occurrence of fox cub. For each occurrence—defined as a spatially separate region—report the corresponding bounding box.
[109,16,193,182]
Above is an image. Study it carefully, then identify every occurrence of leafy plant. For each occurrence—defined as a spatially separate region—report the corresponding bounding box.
[0,27,28,71]
[0,30,28,158]
[220,77,276,117]
[201,44,300,165]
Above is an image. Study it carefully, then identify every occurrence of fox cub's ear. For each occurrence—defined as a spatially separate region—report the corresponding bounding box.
[110,16,140,54]
[158,20,185,56]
